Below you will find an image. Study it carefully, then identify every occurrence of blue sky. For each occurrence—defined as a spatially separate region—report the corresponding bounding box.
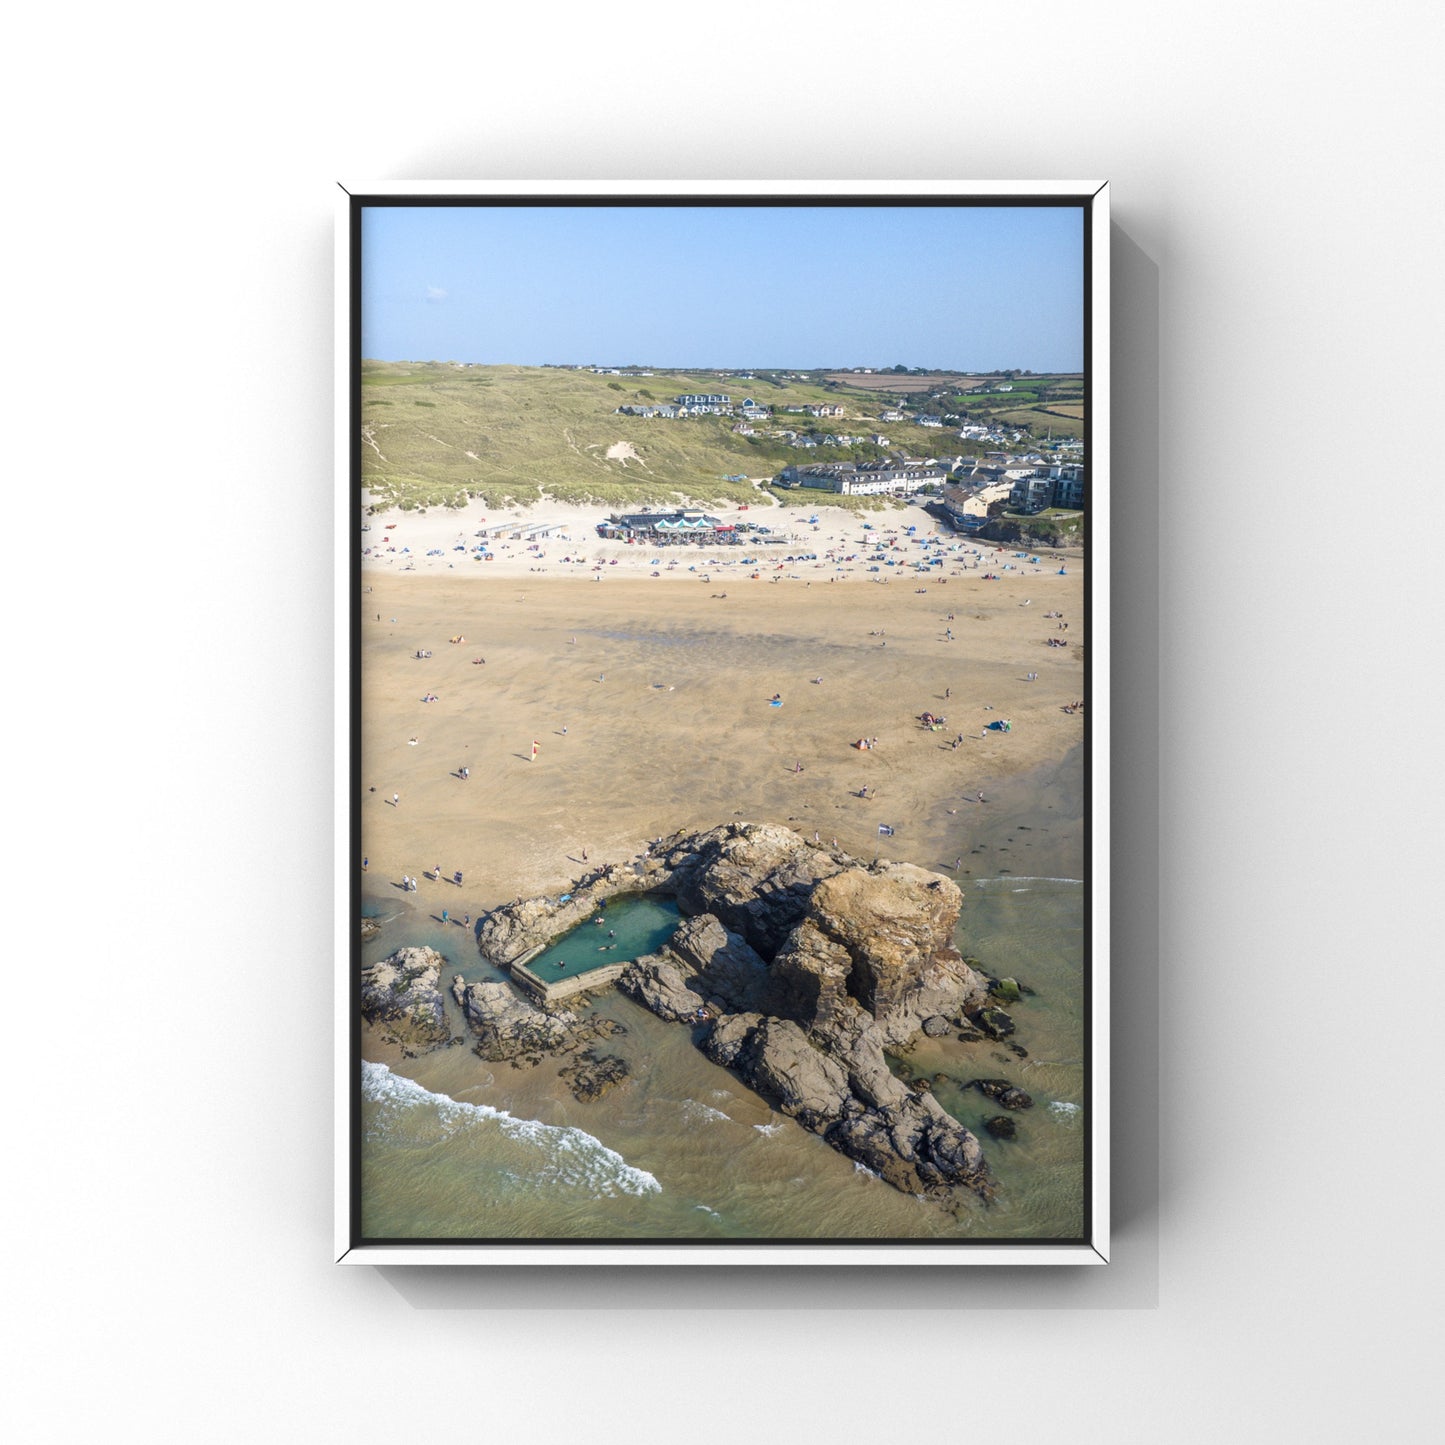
[361,204,1084,372]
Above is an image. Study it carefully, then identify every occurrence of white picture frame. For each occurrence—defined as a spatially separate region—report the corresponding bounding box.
[335,180,1109,1266]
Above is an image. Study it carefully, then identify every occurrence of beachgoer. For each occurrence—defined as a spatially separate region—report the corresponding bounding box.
[362,857,368,872]
[392,793,399,806]
[454,870,463,886]
[442,909,449,925]
[531,740,539,761]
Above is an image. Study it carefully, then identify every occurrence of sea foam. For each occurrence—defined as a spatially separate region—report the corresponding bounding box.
[682,1100,731,1125]
[973,876,1084,888]
[362,1061,661,1196]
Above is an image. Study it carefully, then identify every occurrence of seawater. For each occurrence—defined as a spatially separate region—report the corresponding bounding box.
[359,878,1086,1241]
[522,894,680,985]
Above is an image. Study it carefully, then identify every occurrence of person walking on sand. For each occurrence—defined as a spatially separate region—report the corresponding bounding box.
[392,793,399,807]
[530,740,539,762]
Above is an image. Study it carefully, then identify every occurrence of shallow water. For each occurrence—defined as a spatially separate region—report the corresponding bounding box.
[358,873,1086,1243]
[521,894,680,984]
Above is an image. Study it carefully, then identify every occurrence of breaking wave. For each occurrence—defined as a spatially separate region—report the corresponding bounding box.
[362,1060,661,1197]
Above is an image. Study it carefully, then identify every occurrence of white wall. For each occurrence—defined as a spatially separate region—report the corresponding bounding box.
[7,3,1439,1441]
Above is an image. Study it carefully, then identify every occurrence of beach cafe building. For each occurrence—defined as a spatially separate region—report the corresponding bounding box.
[597,509,740,545]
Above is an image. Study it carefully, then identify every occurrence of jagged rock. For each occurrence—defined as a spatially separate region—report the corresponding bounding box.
[669,823,849,957]
[559,1050,629,1102]
[973,1007,1016,1039]
[360,946,451,1051]
[476,882,645,966]
[984,1115,1018,1140]
[703,1015,851,1131]
[451,975,579,1061]
[988,976,1022,1004]
[971,1078,1034,1110]
[360,918,381,943]
[617,953,706,1022]
[763,919,854,1028]
[469,821,1003,1205]
[803,867,988,1044]
[665,913,770,1012]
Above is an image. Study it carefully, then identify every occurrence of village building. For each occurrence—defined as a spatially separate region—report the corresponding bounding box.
[776,461,946,497]
[941,479,1013,530]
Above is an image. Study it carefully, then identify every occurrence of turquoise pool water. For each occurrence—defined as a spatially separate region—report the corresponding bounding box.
[522,894,682,984]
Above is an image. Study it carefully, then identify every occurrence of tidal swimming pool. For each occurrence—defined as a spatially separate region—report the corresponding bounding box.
[522,894,682,984]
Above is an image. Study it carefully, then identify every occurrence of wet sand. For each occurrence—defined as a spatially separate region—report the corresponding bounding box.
[359,554,1085,916]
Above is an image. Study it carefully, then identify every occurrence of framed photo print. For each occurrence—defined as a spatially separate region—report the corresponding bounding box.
[336,181,1109,1264]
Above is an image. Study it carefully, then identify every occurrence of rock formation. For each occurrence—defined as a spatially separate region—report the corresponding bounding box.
[621,824,994,1202]
[360,946,454,1052]
[463,821,1016,1201]
[449,975,625,1066]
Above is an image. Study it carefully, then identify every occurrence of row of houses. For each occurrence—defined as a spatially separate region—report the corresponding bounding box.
[775,461,948,497]
[615,395,772,421]
[781,403,846,419]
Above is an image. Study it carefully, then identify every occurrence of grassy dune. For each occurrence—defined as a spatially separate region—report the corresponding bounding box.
[359,362,1085,511]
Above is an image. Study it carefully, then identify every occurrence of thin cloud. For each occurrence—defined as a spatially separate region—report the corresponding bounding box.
[424,285,447,303]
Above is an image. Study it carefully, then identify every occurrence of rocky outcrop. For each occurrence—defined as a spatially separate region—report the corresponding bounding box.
[471,822,1009,1204]
[971,1078,1034,1110]
[702,1013,852,1131]
[475,865,646,966]
[451,977,576,1060]
[449,974,625,1065]
[559,1050,629,1103]
[360,946,453,1052]
[802,864,987,1044]
[667,823,850,957]
[618,913,769,1020]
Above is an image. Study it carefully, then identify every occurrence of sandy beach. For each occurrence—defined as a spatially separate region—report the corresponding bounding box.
[359,500,1085,918]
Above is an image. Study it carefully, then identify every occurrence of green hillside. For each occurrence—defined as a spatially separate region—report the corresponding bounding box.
[358,362,1084,511]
